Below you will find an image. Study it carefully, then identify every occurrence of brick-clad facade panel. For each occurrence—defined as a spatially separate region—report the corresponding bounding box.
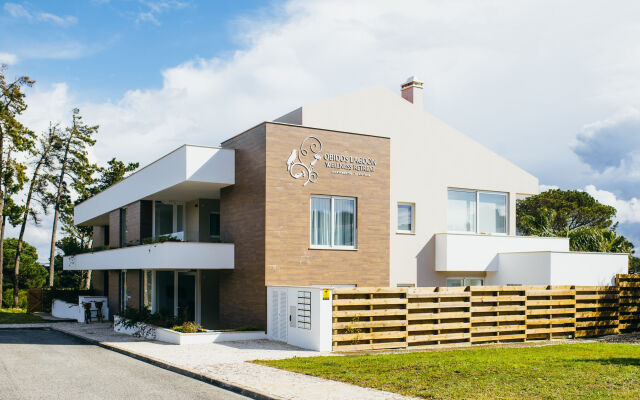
[265,124,390,287]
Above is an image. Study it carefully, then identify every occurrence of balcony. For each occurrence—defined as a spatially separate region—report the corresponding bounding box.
[63,241,234,271]
[435,233,569,272]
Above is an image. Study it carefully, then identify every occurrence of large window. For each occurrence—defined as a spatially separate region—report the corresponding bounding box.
[397,203,415,233]
[153,201,185,238]
[310,196,356,249]
[447,189,507,234]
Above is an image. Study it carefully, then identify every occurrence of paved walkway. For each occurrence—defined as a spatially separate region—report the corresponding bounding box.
[1,322,412,400]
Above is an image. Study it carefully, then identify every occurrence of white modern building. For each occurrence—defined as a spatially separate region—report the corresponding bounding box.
[64,76,628,330]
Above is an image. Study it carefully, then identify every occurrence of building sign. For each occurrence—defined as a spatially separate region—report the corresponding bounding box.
[322,289,330,300]
[286,136,377,185]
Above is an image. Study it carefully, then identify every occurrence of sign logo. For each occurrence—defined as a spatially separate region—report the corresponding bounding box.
[286,136,323,186]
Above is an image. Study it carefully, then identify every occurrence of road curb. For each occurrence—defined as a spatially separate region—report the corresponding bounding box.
[5,325,281,400]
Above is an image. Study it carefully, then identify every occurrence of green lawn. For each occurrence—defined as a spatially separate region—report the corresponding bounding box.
[0,308,46,324]
[256,343,640,399]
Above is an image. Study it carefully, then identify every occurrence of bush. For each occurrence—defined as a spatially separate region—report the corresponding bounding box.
[172,321,201,333]
[43,289,95,312]
[2,288,27,308]
[117,306,184,329]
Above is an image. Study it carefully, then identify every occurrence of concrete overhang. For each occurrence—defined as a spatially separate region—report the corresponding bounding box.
[75,145,235,226]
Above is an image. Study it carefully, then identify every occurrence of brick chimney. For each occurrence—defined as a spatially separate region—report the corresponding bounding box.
[401,76,423,108]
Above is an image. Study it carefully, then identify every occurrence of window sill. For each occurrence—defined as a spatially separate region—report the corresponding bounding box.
[309,247,358,251]
[396,231,415,235]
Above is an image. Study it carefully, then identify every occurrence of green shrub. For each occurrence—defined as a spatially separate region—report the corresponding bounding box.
[2,288,27,308]
[172,321,201,333]
[116,306,184,329]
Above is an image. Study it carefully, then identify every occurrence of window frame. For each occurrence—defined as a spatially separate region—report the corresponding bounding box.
[447,188,508,235]
[396,202,415,234]
[446,277,484,287]
[152,200,186,238]
[309,195,357,250]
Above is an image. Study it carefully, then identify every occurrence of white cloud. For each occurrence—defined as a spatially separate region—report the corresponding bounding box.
[13,0,640,257]
[37,12,78,27]
[4,2,77,27]
[4,2,31,19]
[539,185,560,192]
[135,0,188,25]
[0,52,18,65]
[584,185,640,224]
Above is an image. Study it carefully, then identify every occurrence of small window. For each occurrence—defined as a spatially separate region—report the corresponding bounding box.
[310,196,356,249]
[446,278,484,287]
[209,212,220,237]
[397,203,415,233]
[396,283,415,288]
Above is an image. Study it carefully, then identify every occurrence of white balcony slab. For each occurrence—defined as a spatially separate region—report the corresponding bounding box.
[63,242,234,271]
[435,233,569,272]
[74,145,235,225]
[489,251,629,286]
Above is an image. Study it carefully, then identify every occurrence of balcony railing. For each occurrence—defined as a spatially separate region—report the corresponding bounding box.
[63,241,234,271]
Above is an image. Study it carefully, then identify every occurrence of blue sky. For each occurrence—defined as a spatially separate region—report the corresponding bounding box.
[2,0,640,260]
[0,1,272,100]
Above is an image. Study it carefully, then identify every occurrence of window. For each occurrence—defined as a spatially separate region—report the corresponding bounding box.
[397,203,415,233]
[446,278,484,287]
[153,201,185,238]
[447,189,507,234]
[209,212,220,238]
[310,196,356,249]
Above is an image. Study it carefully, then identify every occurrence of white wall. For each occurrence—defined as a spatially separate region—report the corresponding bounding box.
[549,252,628,286]
[64,242,234,271]
[436,234,569,272]
[267,286,332,352]
[489,251,628,286]
[278,86,540,287]
[74,145,234,225]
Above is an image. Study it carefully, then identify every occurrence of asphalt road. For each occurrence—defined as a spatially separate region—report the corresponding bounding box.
[0,329,250,400]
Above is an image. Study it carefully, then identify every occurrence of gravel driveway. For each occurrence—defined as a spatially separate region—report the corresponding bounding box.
[0,328,248,400]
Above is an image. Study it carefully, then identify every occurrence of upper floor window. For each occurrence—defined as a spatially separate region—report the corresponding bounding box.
[397,203,415,233]
[310,196,356,249]
[153,201,185,238]
[447,189,507,234]
[209,212,220,239]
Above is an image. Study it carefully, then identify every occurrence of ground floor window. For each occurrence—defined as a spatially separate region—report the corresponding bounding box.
[446,278,484,287]
[397,203,415,233]
[310,195,356,249]
[153,270,197,322]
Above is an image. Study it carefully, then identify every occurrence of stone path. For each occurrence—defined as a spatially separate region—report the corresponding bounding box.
[1,322,413,400]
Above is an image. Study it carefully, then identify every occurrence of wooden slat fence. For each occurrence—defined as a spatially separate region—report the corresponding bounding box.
[332,275,640,352]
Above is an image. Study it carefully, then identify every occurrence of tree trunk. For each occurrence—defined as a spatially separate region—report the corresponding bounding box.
[84,270,92,290]
[48,140,70,287]
[13,153,47,308]
[0,216,4,310]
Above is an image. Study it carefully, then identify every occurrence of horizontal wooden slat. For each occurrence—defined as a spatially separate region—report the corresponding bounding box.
[333,309,406,318]
[408,322,469,331]
[526,307,575,315]
[526,317,575,325]
[333,287,406,295]
[471,295,526,302]
[470,325,525,334]
[407,301,469,309]
[333,341,407,352]
[576,311,618,318]
[407,311,470,320]
[526,299,575,306]
[575,294,618,300]
[408,332,471,342]
[408,292,470,299]
[333,331,407,341]
[527,290,575,296]
[332,298,407,306]
[526,327,574,334]
[471,315,525,323]
[576,320,618,328]
[333,320,407,329]
[471,333,526,342]
[470,305,525,312]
